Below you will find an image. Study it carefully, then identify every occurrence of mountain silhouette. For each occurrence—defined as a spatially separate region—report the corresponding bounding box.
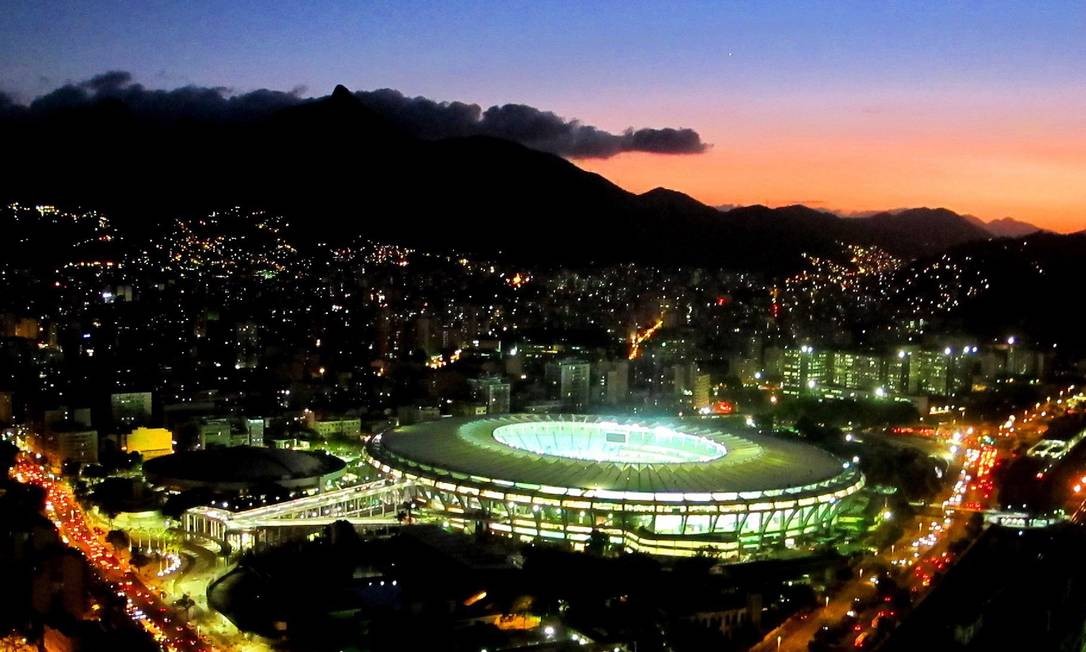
[0,84,1002,271]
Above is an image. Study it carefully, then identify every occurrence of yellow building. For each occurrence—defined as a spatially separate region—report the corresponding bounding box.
[122,427,173,460]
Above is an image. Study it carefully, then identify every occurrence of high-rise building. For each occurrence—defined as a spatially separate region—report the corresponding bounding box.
[763,345,786,378]
[53,429,99,465]
[694,373,712,411]
[1002,341,1046,378]
[909,350,951,396]
[469,376,512,414]
[833,352,883,392]
[245,418,265,446]
[558,359,591,410]
[198,419,234,448]
[593,360,630,405]
[782,346,833,395]
[414,317,434,355]
[235,322,260,369]
[111,391,152,427]
[38,426,99,467]
[885,350,910,395]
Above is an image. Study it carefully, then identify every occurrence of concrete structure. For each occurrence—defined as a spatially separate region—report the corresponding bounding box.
[45,428,99,466]
[397,405,442,425]
[593,360,629,405]
[833,352,884,393]
[309,417,362,439]
[782,345,984,399]
[182,479,410,551]
[366,415,864,559]
[121,426,173,460]
[111,391,152,426]
[235,322,260,369]
[1,315,40,340]
[558,359,591,410]
[469,376,512,415]
[198,417,264,448]
[782,345,833,395]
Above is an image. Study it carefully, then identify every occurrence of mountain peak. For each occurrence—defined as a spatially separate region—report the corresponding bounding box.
[985,216,1042,238]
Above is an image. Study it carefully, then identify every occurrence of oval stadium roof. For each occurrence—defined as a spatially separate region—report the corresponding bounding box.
[371,415,852,495]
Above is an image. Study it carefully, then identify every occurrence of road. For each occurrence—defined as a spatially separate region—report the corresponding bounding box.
[749,388,1080,652]
[749,442,992,652]
[13,452,210,652]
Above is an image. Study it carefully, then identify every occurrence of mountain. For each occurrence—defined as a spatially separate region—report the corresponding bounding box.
[0,84,998,272]
[856,208,991,255]
[954,213,1043,238]
[984,217,1043,238]
[895,231,1086,351]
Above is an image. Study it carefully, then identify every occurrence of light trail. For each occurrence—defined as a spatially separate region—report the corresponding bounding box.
[12,454,209,652]
[627,315,664,360]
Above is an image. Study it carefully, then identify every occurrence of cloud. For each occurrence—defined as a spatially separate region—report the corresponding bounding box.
[82,70,133,93]
[351,90,708,157]
[25,70,303,121]
[4,71,708,159]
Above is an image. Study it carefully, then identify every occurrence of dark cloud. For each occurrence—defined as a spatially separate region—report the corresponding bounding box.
[82,70,133,93]
[352,90,708,157]
[352,88,481,140]
[25,70,303,121]
[626,127,705,155]
[4,72,708,158]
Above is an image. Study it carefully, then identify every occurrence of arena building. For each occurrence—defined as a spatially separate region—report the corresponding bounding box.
[366,415,864,558]
[144,446,346,493]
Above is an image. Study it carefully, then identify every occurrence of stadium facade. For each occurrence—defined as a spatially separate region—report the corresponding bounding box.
[366,415,864,558]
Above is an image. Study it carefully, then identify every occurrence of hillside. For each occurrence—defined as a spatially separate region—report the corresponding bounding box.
[1,84,1001,272]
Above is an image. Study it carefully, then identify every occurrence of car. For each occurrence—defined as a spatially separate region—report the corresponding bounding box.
[854,630,875,648]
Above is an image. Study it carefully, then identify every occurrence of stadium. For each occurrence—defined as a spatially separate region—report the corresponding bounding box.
[366,415,864,558]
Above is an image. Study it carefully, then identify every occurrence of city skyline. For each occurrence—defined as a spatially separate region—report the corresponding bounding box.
[4,5,1086,652]
[2,1,1084,231]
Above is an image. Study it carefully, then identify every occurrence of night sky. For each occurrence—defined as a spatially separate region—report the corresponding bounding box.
[2,1,1084,231]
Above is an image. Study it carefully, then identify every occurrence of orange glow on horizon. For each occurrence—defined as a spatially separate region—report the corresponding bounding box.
[576,132,1086,234]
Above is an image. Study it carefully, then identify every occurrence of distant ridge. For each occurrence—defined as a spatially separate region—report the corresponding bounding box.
[0,82,1032,272]
[983,217,1044,237]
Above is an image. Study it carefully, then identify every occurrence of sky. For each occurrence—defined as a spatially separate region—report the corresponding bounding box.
[2,1,1085,231]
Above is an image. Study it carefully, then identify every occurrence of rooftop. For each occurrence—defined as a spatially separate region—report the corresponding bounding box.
[372,415,854,495]
[144,446,345,484]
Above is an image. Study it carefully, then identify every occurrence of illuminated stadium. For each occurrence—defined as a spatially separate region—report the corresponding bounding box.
[366,415,864,558]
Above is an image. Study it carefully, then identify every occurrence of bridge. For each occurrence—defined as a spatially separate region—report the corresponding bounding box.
[182,479,415,552]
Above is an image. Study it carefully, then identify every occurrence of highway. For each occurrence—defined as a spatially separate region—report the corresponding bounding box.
[749,386,1080,652]
[13,453,210,652]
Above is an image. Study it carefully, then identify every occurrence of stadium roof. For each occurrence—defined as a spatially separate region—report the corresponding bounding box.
[372,415,852,495]
[144,446,345,484]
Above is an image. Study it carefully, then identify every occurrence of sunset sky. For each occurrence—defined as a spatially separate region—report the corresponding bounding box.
[3,1,1084,231]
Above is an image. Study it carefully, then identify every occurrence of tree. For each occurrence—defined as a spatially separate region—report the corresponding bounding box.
[965,512,984,538]
[106,529,130,550]
[0,440,17,476]
[61,458,81,477]
[587,528,609,556]
[130,549,152,568]
[82,463,107,478]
